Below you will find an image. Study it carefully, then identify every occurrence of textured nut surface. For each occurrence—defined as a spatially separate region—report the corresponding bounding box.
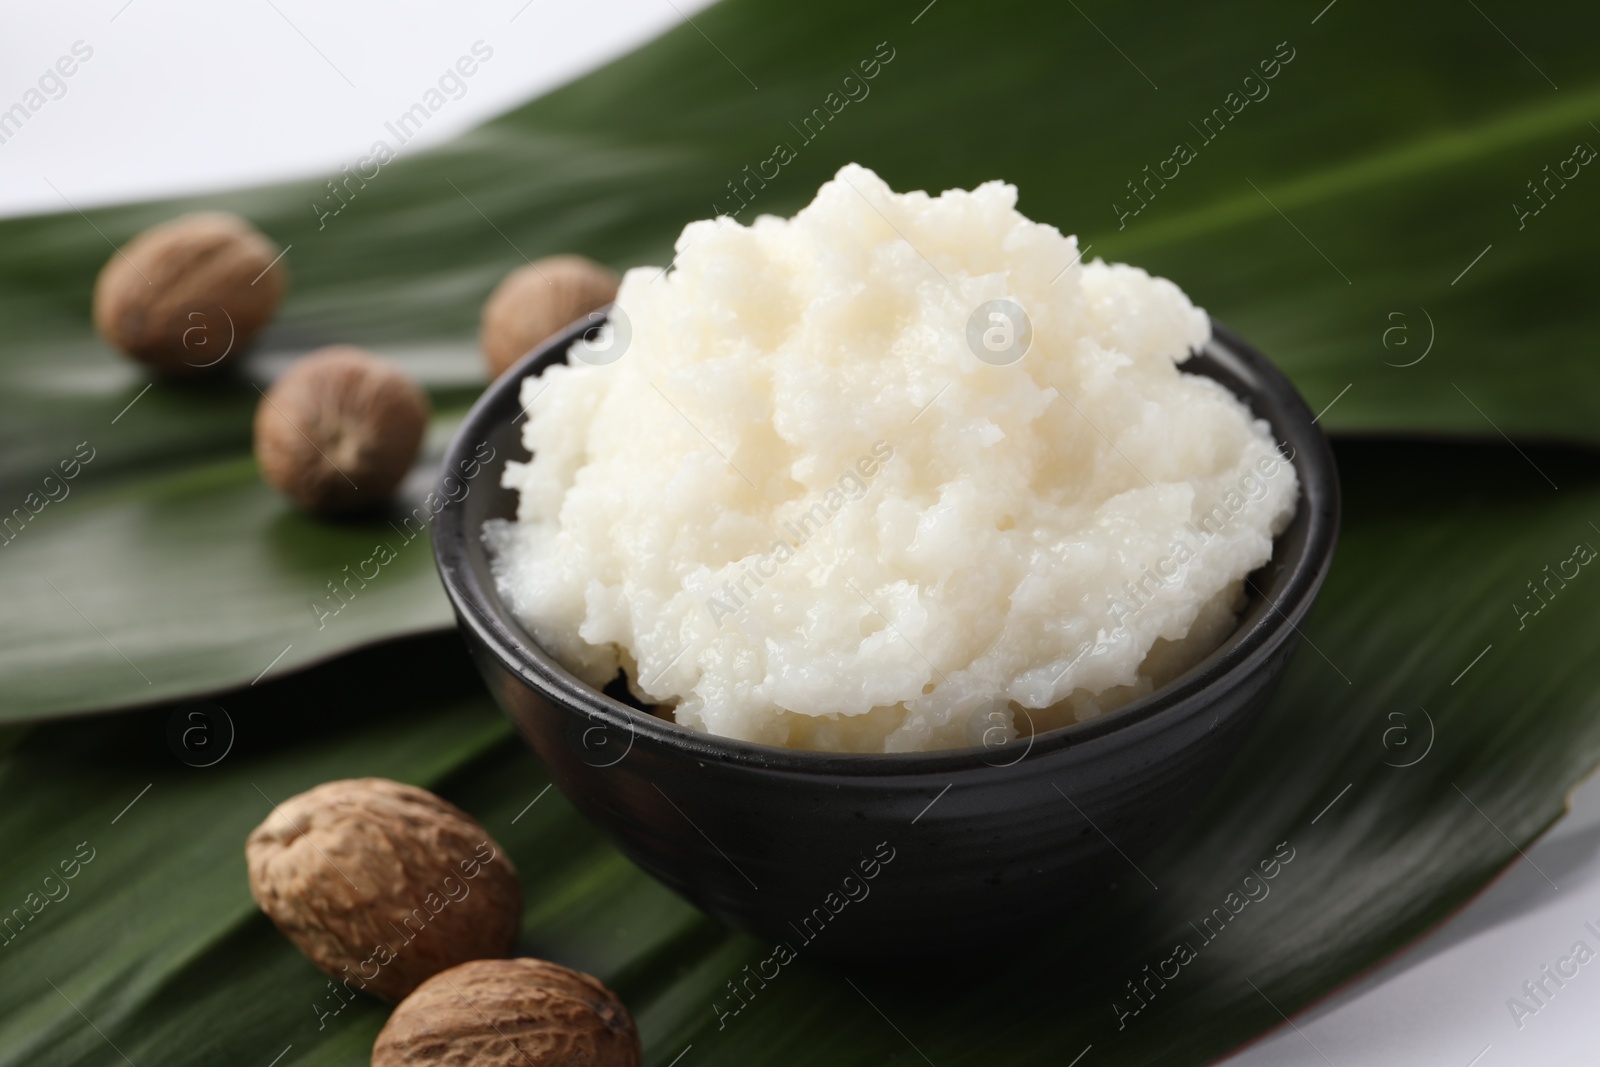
[93,211,286,374]
[372,958,640,1067]
[246,778,520,1002]
[480,255,617,380]
[254,346,430,515]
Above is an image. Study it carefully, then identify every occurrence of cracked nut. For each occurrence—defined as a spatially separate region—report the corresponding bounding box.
[93,211,287,375]
[480,255,617,380]
[246,778,521,1003]
[372,958,640,1067]
[254,346,430,516]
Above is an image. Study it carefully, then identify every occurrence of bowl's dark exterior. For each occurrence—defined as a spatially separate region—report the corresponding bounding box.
[434,314,1339,959]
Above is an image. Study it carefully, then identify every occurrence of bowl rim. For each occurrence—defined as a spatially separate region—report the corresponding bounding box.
[433,312,1340,777]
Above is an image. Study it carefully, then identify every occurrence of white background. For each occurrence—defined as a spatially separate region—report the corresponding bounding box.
[5,3,1597,1063]
[0,0,714,217]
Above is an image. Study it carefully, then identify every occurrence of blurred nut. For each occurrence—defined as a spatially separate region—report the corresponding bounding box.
[480,255,618,380]
[372,958,640,1067]
[92,211,286,375]
[246,778,521,1003]
[253,346,430,516]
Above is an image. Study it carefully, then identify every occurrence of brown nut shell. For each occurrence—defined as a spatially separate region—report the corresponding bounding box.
[93,211,286,375]
[253,345,430,516]
[372,958,640,1067]
[480,255,618,380]
[246,778,520,1003]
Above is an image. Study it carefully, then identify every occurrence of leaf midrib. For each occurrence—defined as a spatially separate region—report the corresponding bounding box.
[1108,80,1600,255]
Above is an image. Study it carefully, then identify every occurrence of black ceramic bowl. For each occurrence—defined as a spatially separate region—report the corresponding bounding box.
[433,313,1339,959]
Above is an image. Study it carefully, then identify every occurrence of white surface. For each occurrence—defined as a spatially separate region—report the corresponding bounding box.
[0,0,712,218]
[4,3,1596,1061]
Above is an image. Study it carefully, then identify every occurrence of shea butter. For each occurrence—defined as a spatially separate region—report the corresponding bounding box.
[486,165,1298,753]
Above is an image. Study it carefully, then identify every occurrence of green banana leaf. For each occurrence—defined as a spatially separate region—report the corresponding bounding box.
[3,0,1596,719]
[4,438,1599,1065]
